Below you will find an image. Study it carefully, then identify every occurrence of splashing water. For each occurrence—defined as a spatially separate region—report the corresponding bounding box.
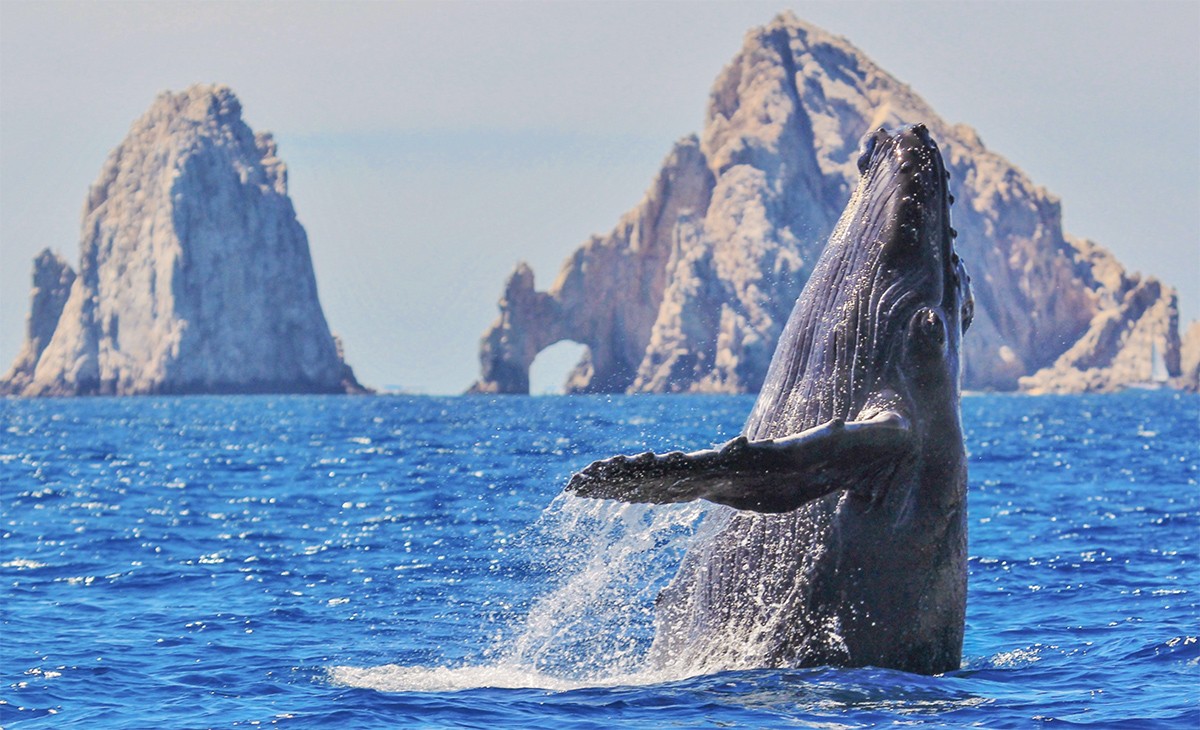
[331,493,713,692]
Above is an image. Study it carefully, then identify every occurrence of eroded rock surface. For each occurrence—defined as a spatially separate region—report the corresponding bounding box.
[1019,249,1182,394]
[1,250,77,395]
[1178,321,1200,393]
[1,84,365,396]
[470,13,1181,394]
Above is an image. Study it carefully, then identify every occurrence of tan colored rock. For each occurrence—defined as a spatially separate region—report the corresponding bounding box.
[1176,321,1200,392]
[0,250,76,395]
[1019,276,1181,394]
[471,13,1181,395]
[1,84,365,396]
[470,136,714,393]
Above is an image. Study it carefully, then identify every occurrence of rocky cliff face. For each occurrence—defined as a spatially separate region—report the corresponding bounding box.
[1,250,77,394]
[1018,241,1183,394]
[470,13,1181,395]
[1,84,365,396]
[470,137,715,394]
[1178,321,1200,393]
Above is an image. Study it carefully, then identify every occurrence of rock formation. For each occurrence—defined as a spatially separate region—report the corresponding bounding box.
[1,250,77,395]
[470,13,1181,395]
[1018,246,1182,394]
[1,84,365,396]
[1178,321,1200,393]
[470,138,714,394]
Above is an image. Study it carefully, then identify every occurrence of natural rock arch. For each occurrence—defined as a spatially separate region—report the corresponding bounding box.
[469,13,1182,395]
[529,340,591,395]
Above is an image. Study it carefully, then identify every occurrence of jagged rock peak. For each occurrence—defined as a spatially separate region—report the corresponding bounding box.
[470,14,1181,395]
[85,84,287,217]
[0,250,76,395]
[1,83,367,396]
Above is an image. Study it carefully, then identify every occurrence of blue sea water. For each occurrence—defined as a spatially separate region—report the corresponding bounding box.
[1,392,1196,728]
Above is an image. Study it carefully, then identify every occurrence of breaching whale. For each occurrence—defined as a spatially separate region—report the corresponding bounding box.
[567,125,974,676]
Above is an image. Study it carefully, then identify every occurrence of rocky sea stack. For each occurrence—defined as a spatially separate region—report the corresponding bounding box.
[1,84,365,396]
[470,13,1182,395]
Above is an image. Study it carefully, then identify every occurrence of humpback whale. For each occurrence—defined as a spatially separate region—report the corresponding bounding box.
[567,125,973,676]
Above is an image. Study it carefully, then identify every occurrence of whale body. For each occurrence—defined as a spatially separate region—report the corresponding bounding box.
[568,125,974,676]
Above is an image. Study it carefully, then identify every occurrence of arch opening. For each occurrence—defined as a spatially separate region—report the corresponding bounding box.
[529,340,589,395]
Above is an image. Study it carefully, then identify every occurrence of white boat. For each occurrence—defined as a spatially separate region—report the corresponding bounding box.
[1128,339,1171,390]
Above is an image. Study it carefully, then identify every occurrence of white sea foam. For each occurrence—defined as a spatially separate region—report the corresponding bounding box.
[327,660,709,693]
[329,663,575,692]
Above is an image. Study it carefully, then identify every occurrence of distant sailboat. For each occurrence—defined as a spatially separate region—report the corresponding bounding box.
[1150,340,1170,384]
[1129,339,1171,390]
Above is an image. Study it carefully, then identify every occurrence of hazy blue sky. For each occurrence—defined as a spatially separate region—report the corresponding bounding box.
[2,1,1197,393]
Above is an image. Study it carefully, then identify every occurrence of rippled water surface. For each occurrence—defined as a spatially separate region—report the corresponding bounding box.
[2,392,1197,727]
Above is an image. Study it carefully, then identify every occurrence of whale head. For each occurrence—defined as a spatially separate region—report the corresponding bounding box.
[749,124,973,434]
[854,123,973,382]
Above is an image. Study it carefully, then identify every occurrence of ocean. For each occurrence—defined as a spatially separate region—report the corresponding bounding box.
[2,392,1196,728]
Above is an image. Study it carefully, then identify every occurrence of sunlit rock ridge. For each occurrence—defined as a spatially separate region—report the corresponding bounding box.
[470,13,1181,395]
[1,84,365,396]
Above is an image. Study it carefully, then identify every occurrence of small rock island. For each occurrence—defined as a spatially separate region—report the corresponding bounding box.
[2,84,365,396]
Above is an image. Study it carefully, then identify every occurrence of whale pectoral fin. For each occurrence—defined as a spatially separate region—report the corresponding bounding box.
[566,411,911,513]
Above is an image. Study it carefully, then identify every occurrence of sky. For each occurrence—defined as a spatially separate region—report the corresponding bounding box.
[2,1,1197,394]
